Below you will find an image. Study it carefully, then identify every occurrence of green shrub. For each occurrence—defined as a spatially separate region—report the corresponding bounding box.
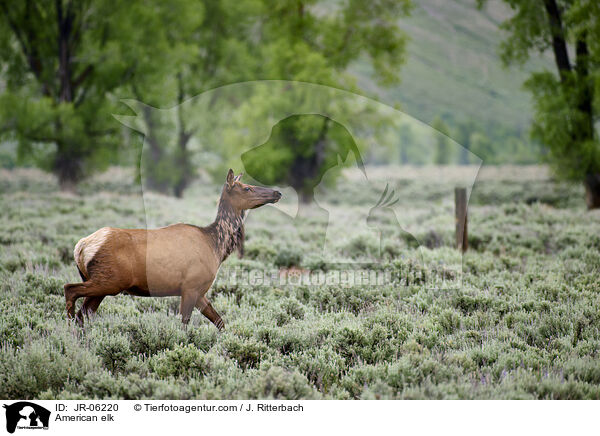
[148,344,205,378]
[274,248,303,268]
[287,346,346,393]
[124,316,188,356]
[223,336,269,370]
[246,366,319,399]
[0,335,101,398]
[95,334,132,373]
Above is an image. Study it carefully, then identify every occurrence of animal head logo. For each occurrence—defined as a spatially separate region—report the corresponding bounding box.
[241,114,366,204]
[3,402,50,434]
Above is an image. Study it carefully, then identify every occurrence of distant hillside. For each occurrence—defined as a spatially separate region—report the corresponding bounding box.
[349,0,552,145]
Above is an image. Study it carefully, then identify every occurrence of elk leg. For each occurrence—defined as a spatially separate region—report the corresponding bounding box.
[64,281,119,321]
[64,283,80,319]
[196,296,224,331]
[180,291,199,326]
[75,296,106,326]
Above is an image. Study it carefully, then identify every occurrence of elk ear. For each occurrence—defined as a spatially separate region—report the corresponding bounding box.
[226,169,235,189]
[234,173,243,182]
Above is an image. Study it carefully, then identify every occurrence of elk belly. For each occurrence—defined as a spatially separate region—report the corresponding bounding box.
[144,228,219,297]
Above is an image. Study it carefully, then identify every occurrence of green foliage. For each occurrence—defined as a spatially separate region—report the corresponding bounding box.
[148,344,206,379]
[127,0,411,197]
[274,247,303,268]
[95,334,132,374]
[128,0,252,197]
[480,0,600,187]
[0,0,198,187]
[247,366,319,400]
[525,71,600,179]
[242,115,367,200]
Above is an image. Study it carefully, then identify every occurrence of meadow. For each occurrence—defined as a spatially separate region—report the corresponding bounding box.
[1,165,599,400]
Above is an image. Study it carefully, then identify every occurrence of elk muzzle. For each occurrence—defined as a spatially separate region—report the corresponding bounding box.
[252,188,281,208]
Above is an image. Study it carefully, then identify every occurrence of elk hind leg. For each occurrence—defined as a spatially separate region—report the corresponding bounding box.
[64,281,119,321]
[196,296,224,331]
[75,296,106,326]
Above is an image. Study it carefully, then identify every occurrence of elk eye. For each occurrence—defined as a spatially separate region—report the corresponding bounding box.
[244,187,251,191]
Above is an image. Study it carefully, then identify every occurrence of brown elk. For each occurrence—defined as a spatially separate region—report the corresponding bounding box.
[64,169,281,330]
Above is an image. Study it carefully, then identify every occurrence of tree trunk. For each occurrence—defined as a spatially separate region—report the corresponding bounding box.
[173,130,192,198]
[139,105,170,194]
[298,188,314,204]
[542,3,597,209]
[55,0,79,190]
[173,74,192,198]
[290,119,329,203]
[459,146,470,165]
[55,140,81,191]
[543,0,572,83]
[584,174,600,210]
[57,1,73,103]
[574,35,597,209]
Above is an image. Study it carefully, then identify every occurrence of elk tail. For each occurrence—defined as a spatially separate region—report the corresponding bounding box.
[77,266,87,282]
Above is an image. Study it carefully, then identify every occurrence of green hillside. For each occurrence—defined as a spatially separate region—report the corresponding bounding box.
[350,0,552,146]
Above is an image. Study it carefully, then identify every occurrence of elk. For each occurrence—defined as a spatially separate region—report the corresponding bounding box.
[63,169,281,330]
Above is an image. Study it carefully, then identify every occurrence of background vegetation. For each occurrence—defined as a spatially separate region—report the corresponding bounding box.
[1,0,598,203]
[0,0,587,192]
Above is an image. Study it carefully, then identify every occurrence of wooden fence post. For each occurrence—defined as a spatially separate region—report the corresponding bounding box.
[455,187,468,252]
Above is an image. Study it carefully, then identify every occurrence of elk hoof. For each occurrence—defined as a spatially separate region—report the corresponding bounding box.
[75,312,85,327]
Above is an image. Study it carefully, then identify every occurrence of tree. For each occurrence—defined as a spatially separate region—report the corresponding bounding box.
[127,0,412,199]
[0,0,176,189]
[127,0,259,197]
[253,0,411,198]
[241,114,365,202]
[479,0,600,208]
[469,131,493,163]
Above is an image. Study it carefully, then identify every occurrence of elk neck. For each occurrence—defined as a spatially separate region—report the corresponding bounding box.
[207,195,245,263]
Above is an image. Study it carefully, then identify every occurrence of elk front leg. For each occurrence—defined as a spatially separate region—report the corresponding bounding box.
[196,296,224,330]
[180,290,199,326]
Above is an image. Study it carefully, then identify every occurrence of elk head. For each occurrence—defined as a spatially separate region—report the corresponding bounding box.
[222,169,282,211]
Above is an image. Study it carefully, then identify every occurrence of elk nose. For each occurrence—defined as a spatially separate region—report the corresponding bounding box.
[275,191,282,198]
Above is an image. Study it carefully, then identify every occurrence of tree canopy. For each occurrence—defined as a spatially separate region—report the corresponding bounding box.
[0,0,189,188]
[118,0,412,197]
[479,0,600,207]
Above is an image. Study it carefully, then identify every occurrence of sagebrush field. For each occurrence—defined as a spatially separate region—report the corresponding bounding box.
[1,166,599,399]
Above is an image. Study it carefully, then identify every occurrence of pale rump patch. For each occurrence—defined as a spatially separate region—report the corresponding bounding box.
[73,227,112,278]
